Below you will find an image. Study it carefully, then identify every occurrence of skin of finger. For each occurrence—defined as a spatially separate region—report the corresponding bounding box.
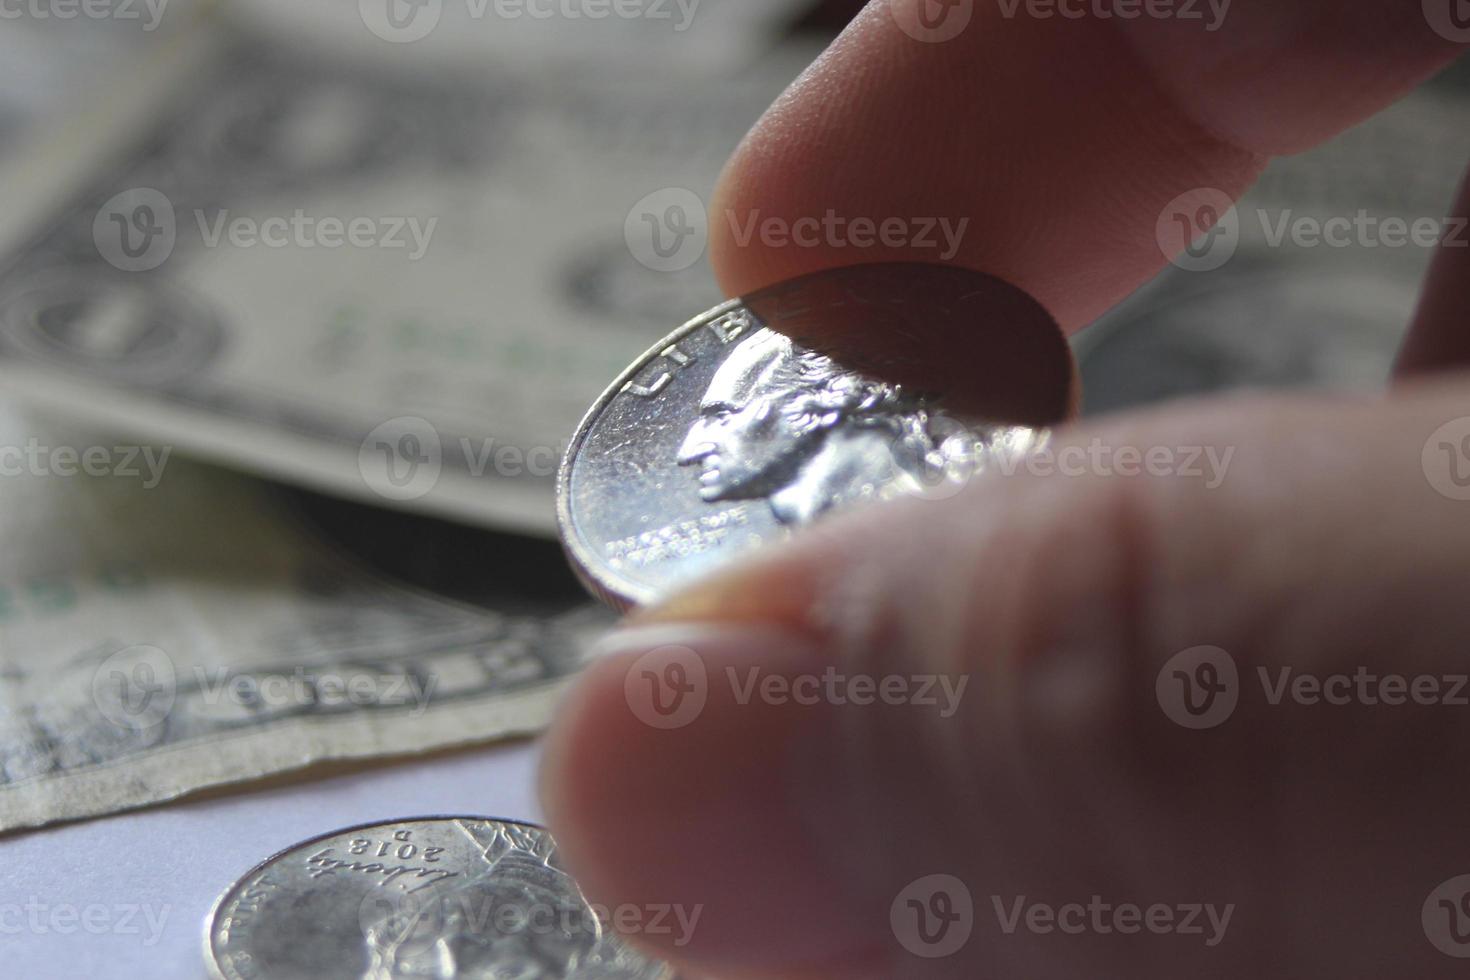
[710,1,1461,331]
[539,639,891,976]
[1396,166,1470,375]
[1115,3,1464,155]
[544,379,1470,977]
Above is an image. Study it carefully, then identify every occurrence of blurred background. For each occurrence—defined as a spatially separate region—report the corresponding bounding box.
[0,0,1467,833]
[0,2,1465,974]
[1,0,1468,825]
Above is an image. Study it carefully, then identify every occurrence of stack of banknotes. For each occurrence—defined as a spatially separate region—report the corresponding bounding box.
[0,1,1463,833]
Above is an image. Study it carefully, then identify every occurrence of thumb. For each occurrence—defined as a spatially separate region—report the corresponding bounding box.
[541,380,1470,978]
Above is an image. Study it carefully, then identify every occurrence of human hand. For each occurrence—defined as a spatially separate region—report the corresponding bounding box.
[542,3,1470,977]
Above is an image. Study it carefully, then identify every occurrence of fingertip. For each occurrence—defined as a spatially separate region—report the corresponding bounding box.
[710,1,1457,329]
[708,1,1262,327]
[538,626,881,973]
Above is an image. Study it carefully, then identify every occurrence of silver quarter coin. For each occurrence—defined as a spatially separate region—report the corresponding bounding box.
[558,264,1070,610]
[204,816,675,980]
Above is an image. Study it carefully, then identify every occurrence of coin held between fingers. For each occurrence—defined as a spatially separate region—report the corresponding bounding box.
[557,262,1075,611]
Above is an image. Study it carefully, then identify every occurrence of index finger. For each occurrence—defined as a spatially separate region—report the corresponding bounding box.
[711,0,1463,331]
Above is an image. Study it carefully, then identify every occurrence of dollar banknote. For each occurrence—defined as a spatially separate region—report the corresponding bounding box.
[0,3,817,834]
[1078,62,1470,413]
[0,15,817,534]
[0,398,612,832]
[0,0,205,151]
[228,0,811,76]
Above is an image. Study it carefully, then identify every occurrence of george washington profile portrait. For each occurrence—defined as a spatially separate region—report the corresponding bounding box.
[677,327,1019,526]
